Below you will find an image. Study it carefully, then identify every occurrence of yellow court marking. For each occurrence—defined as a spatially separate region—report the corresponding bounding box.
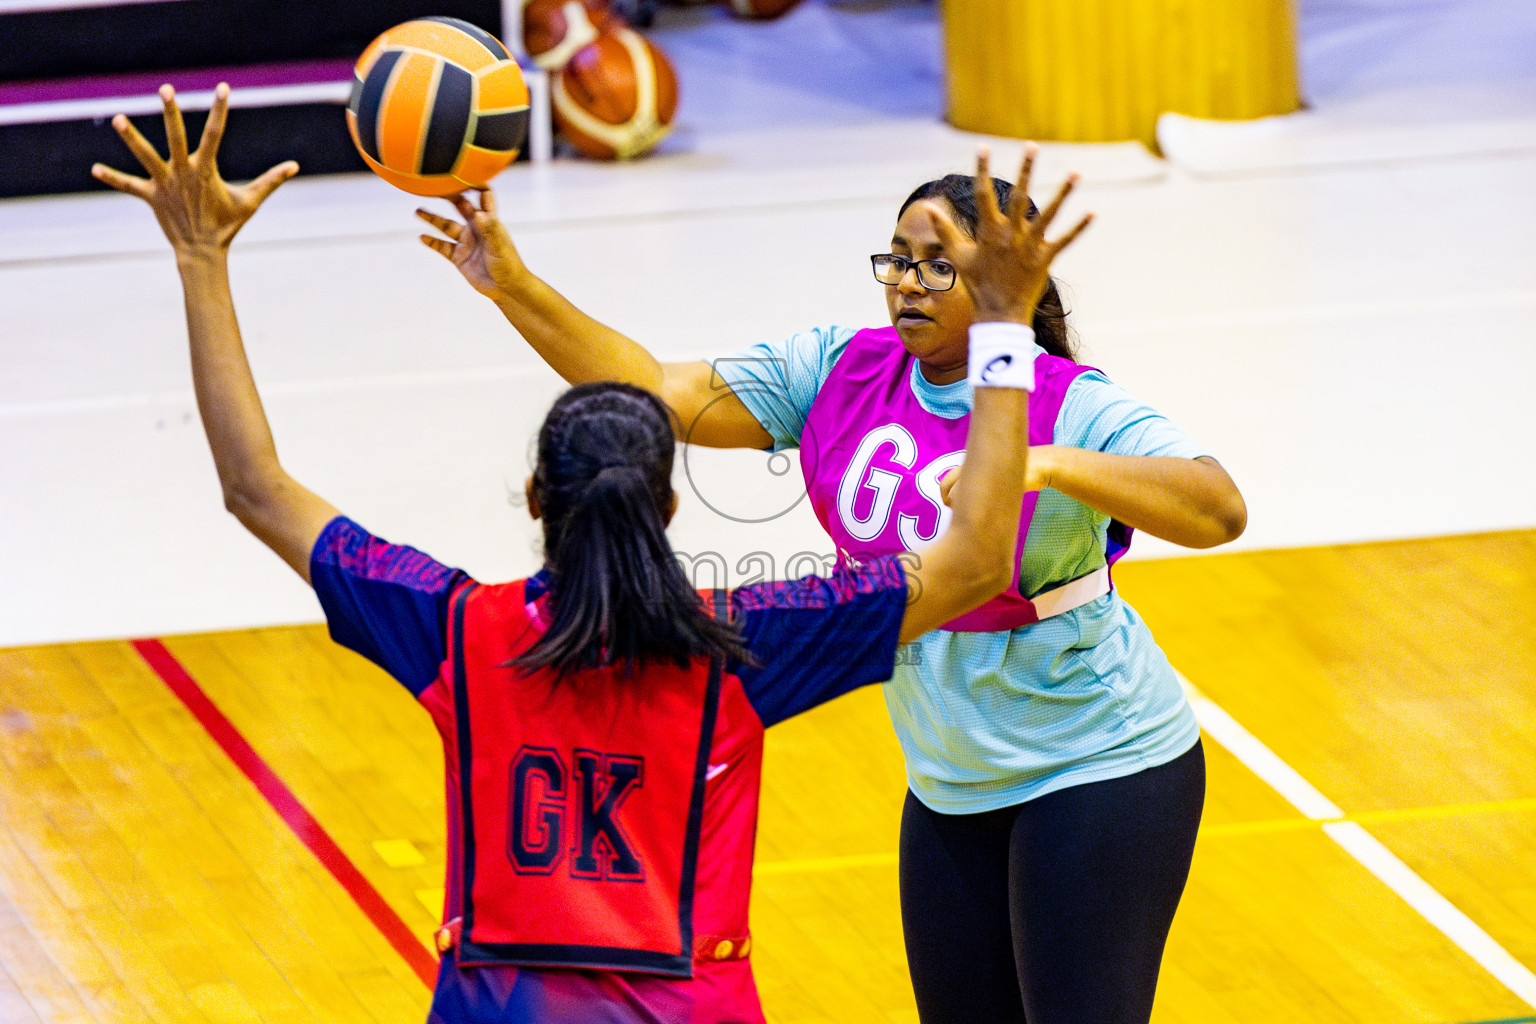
[372,839,426,868]
[416,888,445,918]
[754,852,900,877]
[753,795,1536,876]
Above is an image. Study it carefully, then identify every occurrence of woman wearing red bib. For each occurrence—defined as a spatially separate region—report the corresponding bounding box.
[417,139,1248,1020]
[93,85,1088,1024]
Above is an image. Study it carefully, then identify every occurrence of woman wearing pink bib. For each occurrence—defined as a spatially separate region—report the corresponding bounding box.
[94,87,1088,1024]
[422,148,1247,1024]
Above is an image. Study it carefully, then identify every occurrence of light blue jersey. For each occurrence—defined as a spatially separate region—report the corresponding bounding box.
[714,326,1205,812]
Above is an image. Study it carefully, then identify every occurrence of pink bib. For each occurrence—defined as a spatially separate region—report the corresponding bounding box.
[800,326,1125,632]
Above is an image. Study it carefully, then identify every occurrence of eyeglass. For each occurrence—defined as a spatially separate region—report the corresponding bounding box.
[870,254,956,292]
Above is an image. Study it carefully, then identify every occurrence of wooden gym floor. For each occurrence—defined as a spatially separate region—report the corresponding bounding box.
[0,527,1532,1023]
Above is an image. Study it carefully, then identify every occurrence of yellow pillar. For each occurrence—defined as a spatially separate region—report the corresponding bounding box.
[941,0,1300,149]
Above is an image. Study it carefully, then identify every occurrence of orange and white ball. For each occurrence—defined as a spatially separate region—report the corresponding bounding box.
[552,27,678,160]
[347,17,530,196]
[522,0,617,70]
[726,0,802,19]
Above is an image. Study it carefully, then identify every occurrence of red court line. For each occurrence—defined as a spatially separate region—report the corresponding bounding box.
[131,637,439,988]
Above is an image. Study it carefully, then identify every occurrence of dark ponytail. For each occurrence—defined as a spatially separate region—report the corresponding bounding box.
[898,174,1077,362]
[516,382,748,678]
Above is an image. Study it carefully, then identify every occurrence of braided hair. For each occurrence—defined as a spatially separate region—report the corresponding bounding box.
[898,175,1078,362]
[515,382,748,678]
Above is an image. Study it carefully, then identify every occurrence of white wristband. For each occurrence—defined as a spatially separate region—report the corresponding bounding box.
[967,322,1036,391]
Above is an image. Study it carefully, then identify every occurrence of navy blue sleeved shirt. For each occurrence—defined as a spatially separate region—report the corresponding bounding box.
[310,517,907,725]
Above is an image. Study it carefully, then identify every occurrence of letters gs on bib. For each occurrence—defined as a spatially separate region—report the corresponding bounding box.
[510,745,645,882]
[834,424,964,548]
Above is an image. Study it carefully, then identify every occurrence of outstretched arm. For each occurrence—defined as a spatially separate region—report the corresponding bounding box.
[940,447,1246,549]
[1029,449,1245,548]
[938,433,1246,553]
[92,85,339,581]
[896,147,1092,644]
[417,191,773,449]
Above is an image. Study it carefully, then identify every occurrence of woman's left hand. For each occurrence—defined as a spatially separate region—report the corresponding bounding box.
[940,447,1057,506]
[927,144,1092,326]
[92,84,298,259]
[942,449,1247,548]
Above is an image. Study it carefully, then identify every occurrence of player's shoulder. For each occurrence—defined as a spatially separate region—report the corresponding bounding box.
[1063,363,1117,394]
[729,555,907,615]
[797,324,878,393]
[311,516,468,594]
[1058,366,1140,420]
[785,324,859,351]
[713,324,852,390]
[776,324,860,374]
[1057,366,1212,457]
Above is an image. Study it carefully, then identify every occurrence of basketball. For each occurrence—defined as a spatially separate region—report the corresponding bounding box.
[346,17,531,196]
[551,27,678,160]
[523,0,617,70]
[726,0,802,19]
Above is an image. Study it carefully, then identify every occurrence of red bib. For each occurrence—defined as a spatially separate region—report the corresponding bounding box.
[447,581,723,977]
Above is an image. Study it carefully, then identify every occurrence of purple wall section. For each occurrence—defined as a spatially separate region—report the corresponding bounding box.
[0,58,354,106]
[0,0,503,81]
[0,0,507,196]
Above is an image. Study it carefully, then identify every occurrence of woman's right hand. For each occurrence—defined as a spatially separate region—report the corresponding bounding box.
[91,84,297,262]
[417,188,530,298]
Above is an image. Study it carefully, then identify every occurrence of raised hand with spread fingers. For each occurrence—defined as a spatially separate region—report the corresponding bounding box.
[92,84,298,259]
[93,84,339,580]
[925,144,1092,328]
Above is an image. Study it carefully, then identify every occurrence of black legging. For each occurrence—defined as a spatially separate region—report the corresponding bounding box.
[898,741,1205,1024]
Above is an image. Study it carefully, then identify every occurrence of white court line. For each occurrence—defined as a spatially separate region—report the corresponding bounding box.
[0,338,723,421]
[1182,676,1536,1009]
